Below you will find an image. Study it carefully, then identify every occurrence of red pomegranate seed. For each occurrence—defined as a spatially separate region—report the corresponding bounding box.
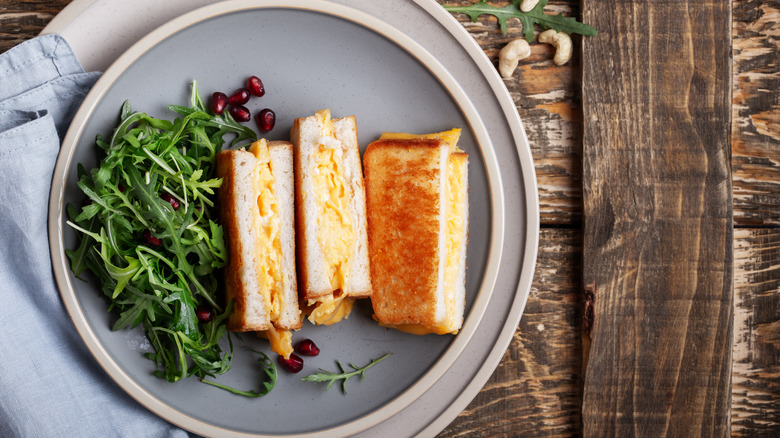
[211,92,228,115]
[143,229,162,246]
[160,193,179,210]
[195,305,213,323]
[278,353,304,373]
[229,105,251,122]
[256,108,275,132]
[295,339,320,356]
[246,76,265,97]
[118,183,125,192]
[228,88,250,106]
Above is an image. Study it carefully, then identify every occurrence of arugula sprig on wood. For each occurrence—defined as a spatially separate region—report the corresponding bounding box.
[444,0,597,41]
[66,81,256,384]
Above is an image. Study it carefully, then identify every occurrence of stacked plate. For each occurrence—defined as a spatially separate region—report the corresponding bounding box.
[47,1,539,436]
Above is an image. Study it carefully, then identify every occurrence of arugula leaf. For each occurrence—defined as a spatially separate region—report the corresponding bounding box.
[200,350,277,397]
[66,81,257,385]
[444,0,597,41]
[301,353,392,394]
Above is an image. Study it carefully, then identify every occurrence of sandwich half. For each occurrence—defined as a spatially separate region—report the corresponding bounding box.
[290,109,371,325]
[364,129,468,335]
[216,139,301,358]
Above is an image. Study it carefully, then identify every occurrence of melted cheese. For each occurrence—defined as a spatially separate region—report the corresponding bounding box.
[380,128,463,153]
[308,294,354,326]
[248,139,284,321]
[376,130,467,335]
[311,109,355,293]
[258,326,293,359]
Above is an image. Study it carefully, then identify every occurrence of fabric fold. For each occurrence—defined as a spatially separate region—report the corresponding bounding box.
[0,34,188,438]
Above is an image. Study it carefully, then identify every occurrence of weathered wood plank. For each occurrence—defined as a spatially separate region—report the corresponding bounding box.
[0,0,72,52]
[732,228,780,436]
[580,0,733,436]
[440,228,582,437]
[732,0,780,226]
[441,0,584,226]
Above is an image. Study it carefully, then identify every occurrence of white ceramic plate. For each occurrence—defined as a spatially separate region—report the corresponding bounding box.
[46,1,539,436]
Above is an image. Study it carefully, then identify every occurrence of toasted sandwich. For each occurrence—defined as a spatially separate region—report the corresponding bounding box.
[216,139,301,358]
[364,129,468,335]
[290,109,371,325]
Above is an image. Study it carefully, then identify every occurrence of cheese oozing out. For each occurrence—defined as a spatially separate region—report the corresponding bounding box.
[309,110,356,325]
[377,129,467,335]
[249,139,293,356]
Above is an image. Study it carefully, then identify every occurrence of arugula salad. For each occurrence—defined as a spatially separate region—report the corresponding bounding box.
[66,81,256,384]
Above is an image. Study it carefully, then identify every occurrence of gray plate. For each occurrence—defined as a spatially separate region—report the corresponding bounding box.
[47,1,539,436]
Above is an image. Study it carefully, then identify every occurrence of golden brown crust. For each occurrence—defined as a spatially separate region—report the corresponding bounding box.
[216,150,271,332]
[364,139,445,328]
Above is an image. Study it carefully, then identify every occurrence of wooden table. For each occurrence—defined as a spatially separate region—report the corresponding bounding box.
[2,0,778,436]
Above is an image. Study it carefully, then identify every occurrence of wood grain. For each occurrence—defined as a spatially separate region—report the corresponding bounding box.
[732,0,780,226]
[2,0,779,436]
[732,228,780,436]
[0,0,71,52]
[440,0,584,226]
[440,228,582,437]
[580,0,734,436]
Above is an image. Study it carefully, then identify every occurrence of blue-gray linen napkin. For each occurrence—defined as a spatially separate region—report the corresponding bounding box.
[0,34,188,438]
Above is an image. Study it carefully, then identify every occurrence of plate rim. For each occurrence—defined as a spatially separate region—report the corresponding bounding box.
[410,1,540,434]
[47,1,510,437]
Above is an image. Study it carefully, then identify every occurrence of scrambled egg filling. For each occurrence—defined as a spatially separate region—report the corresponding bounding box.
[249,139,292,356]
[258,326,293,359]
[308,294,354,326]
[308,110,356,325]
[249,140,283,321]
[377,129,466,335]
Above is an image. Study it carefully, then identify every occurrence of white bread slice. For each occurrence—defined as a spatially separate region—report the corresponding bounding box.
[290,109,371,302]
[332,117,371,298]
[216,141,301,332]
[364,137,468,335]
[267,141,300,329]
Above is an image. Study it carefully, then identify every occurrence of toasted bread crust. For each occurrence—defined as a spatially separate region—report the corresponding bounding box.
[364,139,446,328]
[216,150,271,332]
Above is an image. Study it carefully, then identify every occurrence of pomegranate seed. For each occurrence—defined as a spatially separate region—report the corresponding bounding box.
[118,183,125,192]
[195,305,213,323]
[229,105,251,122]
[160,193,179,210]
[211,92,228,115]
[256,108,275,132]
[143,229,162,246]
[278,353,304,373]
[295,339,320,356]
[228,88,250,106]
[246,76,265,97]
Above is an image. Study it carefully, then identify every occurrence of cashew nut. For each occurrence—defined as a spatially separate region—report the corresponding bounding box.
[498,38,531,78]
[538,29,572,65]
[520,0,540,12]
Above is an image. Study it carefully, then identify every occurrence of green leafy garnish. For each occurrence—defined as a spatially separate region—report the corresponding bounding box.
[66,80,257,384]
[301,353,392,394]
[444,0,597,41]
[200,350,277,397]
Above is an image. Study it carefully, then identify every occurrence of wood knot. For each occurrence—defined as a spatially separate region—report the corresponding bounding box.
[583,282,596,337]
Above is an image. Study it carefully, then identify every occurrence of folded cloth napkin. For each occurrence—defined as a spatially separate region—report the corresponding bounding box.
[0,34,188,438]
